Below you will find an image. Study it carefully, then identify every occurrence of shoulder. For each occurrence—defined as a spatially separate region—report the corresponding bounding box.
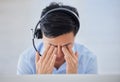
[74,42,96,61]
[17,41,43,74]
[19,41,43,61]
[74,43,97,73]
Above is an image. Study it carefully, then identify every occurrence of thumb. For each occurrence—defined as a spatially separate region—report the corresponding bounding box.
[35,52,40,64]
[75,51,78,58]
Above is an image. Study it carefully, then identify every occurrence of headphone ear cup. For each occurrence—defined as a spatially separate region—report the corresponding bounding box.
[35,29,42,39]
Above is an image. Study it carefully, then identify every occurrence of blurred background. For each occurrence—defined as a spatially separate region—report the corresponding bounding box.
[0,0,120,75]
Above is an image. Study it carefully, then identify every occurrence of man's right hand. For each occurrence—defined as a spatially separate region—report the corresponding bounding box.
[35,45,57,74]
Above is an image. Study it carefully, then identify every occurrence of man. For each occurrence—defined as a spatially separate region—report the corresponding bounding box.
[17,2,97,74]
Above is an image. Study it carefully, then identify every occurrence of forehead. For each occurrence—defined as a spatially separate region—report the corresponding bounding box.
[43,32,74,45]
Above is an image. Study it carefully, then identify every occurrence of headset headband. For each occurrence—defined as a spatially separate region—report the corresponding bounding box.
[34,7,80,38]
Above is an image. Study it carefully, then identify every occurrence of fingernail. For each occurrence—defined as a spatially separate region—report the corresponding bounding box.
[62,47,64,50]
[54,48,57,52]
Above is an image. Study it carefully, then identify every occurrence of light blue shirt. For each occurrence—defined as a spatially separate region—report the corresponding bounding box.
[17,42,97,74]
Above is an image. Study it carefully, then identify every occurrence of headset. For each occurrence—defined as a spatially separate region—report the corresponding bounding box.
[31,7,80,56]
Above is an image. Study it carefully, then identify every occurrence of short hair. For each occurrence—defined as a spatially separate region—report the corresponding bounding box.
[40,2,80,38]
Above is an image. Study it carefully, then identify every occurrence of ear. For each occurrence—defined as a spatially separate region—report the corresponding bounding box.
[35,29,42,39]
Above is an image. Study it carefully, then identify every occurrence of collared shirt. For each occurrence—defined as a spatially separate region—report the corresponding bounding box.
[17,42,97,74]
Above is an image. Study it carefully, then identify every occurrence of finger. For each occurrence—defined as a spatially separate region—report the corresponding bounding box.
[64,55,70,64]
[53,47,57,55]
[43,46,54,64]
[48,55,56,73]
[67,45,74,55]
[46,48,57,73]
[67,45,77,60]
[64,54,74,68]
[62,46,73,59]
[63,47,78,66]
[37,56,48,74]
[62,46,70,56]
[42,44,51,60]
[47,48,57,67]
[35,52,40,64]
[73,51,78,65]
[65,54,78,74]
[40,46,54,72]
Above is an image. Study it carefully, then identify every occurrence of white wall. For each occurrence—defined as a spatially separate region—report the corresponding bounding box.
[0,0,120,75]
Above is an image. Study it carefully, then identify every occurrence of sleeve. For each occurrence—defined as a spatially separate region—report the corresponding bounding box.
[85,55,98,74]
[17,51,33,75]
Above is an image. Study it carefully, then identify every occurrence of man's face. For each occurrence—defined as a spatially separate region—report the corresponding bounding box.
[42,32,75,62]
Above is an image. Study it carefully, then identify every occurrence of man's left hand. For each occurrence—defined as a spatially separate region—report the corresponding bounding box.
[62,45,78,74]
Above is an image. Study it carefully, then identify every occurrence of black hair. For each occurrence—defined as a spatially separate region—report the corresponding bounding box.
[40,2,79,38]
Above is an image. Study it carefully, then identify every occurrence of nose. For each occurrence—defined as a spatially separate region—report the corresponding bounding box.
[57,45,63,57]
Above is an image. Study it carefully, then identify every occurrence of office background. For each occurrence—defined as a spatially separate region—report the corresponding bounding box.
[0,0,120,75]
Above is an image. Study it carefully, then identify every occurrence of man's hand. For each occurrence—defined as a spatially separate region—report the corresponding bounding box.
[62,45,78,74]
[35,45,57,74]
